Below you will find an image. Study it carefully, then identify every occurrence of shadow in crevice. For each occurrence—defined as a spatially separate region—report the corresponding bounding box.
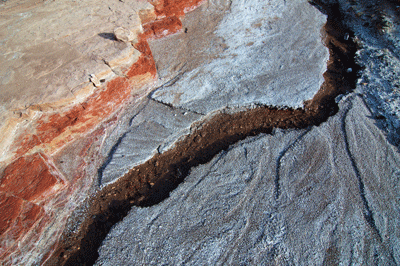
[98,32,116,41]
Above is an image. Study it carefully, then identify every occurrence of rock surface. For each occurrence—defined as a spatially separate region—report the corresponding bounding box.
[0,0,173,263]
[339,0,400,146]
[151,0,329,113]
[0,0,150,112]
[98,0,329,186]
[96,95,400,265]
[99,99,201,186]
[95,1,400,265]
[0,0,156,162]
[0,0,400,265]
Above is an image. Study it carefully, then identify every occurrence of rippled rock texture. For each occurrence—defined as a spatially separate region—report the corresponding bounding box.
[96,95,400,265]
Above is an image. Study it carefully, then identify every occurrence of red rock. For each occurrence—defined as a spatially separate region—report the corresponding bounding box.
[0,193,23,236]
[150,0,206,17]
[14,77,131,156]
[128,40,158,78]
[0,153,65,203]
[139,8,157,24]
[0,192,43,255]
[13,134,41,158]
[142,16,183,40]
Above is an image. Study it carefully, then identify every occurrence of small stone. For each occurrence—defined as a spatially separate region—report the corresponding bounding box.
[89,74,101,87]
[114,27,135,43]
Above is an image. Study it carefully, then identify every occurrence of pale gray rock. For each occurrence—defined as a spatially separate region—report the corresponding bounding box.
[94,3,400,265]
[99,99,201,186]
[151,0,329,114]
[0,0,153,136]
[95,94,400,265]
[98,0,330,186]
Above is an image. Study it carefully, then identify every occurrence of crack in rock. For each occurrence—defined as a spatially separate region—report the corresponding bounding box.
[274,128,311,200]
[341,95,382,240]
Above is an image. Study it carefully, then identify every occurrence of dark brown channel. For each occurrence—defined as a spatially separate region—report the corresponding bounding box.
[44,2,361,265]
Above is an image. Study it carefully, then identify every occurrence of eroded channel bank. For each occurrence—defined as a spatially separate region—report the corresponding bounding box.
[45,2,361,265]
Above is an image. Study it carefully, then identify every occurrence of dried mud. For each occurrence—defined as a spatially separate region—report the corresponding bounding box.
[44,2,361,266]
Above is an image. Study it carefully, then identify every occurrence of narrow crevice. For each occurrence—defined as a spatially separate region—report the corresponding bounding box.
[340,95,397,266]
[341,96,382,241]
[274,128,311,200]
[128,100,149,127]
[44,2,362,266]
[340,95,397,264]
[148,96,206,115]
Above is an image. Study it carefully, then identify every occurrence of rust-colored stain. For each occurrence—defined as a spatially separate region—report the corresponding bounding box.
[142,16,183,40]
[6,200,42,239]
[15,77,130,156]
[151,0,206,17]
[134,37,153,55]
[0,153,63,203]
[14,43,157,158]
[39,106,86,141]
[128,40,157,78]
[14,134,41,158]
[0,193,23,236]
[0,192,44,262]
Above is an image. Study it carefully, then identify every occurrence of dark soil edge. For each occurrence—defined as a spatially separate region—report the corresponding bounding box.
[44,2,361,265]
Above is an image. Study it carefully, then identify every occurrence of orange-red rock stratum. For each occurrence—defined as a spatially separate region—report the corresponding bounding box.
[0,0,205,264]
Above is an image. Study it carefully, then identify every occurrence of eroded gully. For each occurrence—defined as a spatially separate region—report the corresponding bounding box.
[44,2,363,265]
